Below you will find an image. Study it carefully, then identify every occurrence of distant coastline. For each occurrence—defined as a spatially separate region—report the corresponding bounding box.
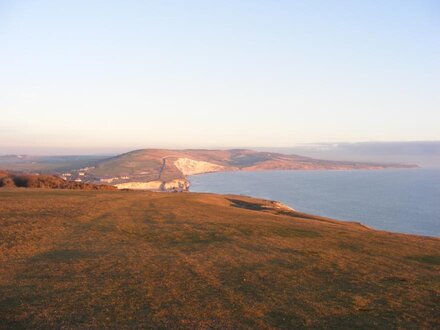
[189,168,440,237]
[0,148,418,192]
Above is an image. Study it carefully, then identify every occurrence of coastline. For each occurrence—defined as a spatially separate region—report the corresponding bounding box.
[188,168,440,238]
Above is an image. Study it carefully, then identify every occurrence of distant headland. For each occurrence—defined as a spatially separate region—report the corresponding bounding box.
[0,149,417,192]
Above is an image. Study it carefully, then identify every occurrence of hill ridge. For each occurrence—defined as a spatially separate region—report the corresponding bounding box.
[0,149,418,191]
[86,148,417,191]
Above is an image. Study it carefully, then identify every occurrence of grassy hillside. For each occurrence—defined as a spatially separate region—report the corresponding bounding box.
[0,190,438,328]
[85,149,417,190]
[0,150,417,191]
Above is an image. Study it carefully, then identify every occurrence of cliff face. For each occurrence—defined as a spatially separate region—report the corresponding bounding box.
[65,148,417,191]
[113,178,189,192]
[173,158,226,175]
[114,181,163,190]
[162,178,189,191]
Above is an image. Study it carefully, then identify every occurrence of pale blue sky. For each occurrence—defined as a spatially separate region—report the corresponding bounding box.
[1,0,439,153]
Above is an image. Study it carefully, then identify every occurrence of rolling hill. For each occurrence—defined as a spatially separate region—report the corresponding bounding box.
[84,149,417,191]
[0,189,438,328]
[0,154,108,172]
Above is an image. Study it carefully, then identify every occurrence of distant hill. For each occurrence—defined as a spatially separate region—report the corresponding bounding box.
[262,141,440,168]
[0,149,418,191]
[85,149,417,191]
[0,154,108,172]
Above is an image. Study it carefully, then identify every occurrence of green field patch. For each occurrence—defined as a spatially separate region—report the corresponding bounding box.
[76,214,116,233]
[229,153,272,167]
[234,226,254,236]
[381,276,408,284]
[31,249,91,262]
[142,227,230,247]
[338,242,362,252]
[268,258,304,270]
[275,247,307,255]
[171,231,229,245]
[217,263,265,299]
[265,310,304,329]
[271,227,321,238]
[405,255,440,265]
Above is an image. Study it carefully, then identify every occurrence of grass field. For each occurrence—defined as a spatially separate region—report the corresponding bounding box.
[0,189,439,329]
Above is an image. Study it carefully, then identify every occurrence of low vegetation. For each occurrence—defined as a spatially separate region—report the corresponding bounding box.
[0,171,116,190]
[0,189,438,328]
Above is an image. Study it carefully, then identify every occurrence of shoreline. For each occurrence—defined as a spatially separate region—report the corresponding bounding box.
[187,168,439,238]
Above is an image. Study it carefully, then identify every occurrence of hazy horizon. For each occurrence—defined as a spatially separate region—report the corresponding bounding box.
[0,139,438,155]
[1,140,439,169]
[1,0,439,150]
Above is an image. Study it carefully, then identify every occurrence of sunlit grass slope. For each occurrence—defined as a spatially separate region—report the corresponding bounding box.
[0,190,439,328]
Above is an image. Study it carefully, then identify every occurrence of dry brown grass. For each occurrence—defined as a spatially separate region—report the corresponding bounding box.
[0,189,438,329]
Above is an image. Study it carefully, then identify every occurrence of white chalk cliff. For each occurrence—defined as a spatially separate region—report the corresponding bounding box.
[173,158,225,175]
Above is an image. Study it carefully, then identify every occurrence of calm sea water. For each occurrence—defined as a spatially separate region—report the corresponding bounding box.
[189,169,440,237]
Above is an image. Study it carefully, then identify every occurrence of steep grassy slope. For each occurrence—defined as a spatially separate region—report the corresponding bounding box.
[0,190,438,328]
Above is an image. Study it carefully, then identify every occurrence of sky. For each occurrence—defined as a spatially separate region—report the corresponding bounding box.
[0,0,439,154]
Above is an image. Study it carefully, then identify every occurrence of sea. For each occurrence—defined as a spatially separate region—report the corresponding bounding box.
[189,169,440,237]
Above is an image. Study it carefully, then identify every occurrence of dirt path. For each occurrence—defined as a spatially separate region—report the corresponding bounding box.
[158,157,167,180]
